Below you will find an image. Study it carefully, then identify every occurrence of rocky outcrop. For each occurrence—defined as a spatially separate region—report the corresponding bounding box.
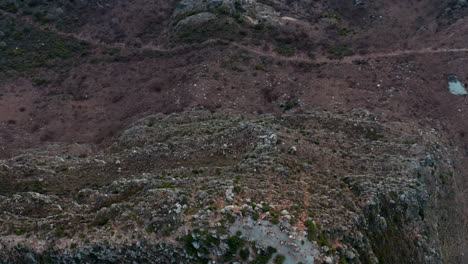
[172,0,281,27]
[0,110,457,263]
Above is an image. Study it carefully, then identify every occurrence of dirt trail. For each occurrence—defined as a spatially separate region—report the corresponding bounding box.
[232,43,468,64]
[340,48,468,62]
[2,9,467,64]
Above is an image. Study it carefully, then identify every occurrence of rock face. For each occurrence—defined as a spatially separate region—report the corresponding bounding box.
[0,243,193,264]
[174,0,224,15]
[172,0,281,26]
[0,110,457,263]
[168,0,284,44]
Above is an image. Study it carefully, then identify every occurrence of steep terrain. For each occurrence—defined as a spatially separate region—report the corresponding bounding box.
[0,0,467,263]
[0,110,461,263]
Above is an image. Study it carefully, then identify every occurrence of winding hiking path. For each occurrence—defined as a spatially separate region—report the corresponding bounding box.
[2,9,467,64]
[231,43,468,64]
[340,47,468,62]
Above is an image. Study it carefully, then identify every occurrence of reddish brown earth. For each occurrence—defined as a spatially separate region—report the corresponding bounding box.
[0,0,467,262]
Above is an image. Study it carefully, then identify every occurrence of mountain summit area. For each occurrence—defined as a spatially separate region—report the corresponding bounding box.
[0,1,467,263]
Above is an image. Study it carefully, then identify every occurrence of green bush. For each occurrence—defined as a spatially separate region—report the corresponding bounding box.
[339,28,352,36]
[240,248,250,260]
[254,23,265,31]
[0,3,18,13]
[156,182,174,188]
[251,246,277,264]
[55,226,66,237]
[280,100,299,111]
[14,229,26,235]
[234,185,242,193]
[305,220,317,241]
[32,78,49,86]
[274,45,295,56]
[217,6,230,15]
[162,226,174,237]
[318,232,331,247]
[145,225,154,233]
[224,235,244,260]
[252,212,260,221]
[175,18,242,43]
[0,15,90,79]
[234,13,244,23]
[255,64,265,71]
[271,217,279,225]
[274,255,286,264]
[227,213,236,223]
[321,11,342,22]
[204,234,220,247]
[326,44,354,59]
[227,235,244,252]
[96,218,109,226]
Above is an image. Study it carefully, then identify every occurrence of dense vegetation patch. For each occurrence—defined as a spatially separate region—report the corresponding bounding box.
[0,0,83,30]
[0,14,90,80]
[174,18,243,44]
[326,44,354,59]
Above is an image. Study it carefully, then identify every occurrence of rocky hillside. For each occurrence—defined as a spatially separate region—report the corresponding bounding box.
[0,0,467,263]
[0,110,460,263]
